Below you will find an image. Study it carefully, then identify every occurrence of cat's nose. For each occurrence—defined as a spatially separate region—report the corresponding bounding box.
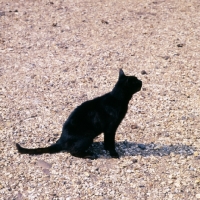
[137,80,142,90]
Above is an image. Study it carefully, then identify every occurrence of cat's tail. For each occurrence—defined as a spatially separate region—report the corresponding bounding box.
[16,143,62,154]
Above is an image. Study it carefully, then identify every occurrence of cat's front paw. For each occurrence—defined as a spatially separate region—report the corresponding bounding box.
[109,150,119,159]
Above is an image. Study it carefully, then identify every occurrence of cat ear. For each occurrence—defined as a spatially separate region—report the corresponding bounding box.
[119,69,125,78]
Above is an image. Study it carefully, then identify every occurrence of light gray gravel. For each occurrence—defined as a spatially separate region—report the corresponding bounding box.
[1,0,200,199]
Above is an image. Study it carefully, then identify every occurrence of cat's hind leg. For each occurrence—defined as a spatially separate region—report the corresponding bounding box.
[69,138,96,159]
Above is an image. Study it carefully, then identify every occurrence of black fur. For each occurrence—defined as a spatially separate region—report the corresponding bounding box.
[16,69,142,159]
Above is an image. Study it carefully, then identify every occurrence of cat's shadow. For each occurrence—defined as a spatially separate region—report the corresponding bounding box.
[90,141,195,158]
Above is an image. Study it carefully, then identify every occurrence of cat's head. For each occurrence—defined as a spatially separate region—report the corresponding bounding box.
[118,69,142,94]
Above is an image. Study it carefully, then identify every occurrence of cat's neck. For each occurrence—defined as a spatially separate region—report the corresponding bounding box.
[111,86,132,103]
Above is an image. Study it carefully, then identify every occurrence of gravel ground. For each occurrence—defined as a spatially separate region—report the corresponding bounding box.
[1,0,200,199]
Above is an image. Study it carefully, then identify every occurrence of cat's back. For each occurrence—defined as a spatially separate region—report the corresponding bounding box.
[66,93,109,120]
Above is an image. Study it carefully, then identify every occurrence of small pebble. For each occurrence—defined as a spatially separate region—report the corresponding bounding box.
[131,124,138,129]
[138,144,146,150]
[162,56,170,60]
[0,11,5,17]
[132,159,138,163]
[101,20,109,24]
[177,43,184,47]
[141,70,147,75]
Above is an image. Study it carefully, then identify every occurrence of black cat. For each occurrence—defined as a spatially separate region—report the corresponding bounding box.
[16,69,142,159]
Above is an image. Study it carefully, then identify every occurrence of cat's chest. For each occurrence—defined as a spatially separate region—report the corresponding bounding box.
[104,103,128,120]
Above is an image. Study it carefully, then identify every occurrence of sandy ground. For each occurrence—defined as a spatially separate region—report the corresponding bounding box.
[1,0,200,199]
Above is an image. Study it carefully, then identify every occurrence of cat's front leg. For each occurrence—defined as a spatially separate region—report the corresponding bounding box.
[108,149,119,158]
[104,131,119,158]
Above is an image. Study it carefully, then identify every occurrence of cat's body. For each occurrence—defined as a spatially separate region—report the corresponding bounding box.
[16,69,142,159]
